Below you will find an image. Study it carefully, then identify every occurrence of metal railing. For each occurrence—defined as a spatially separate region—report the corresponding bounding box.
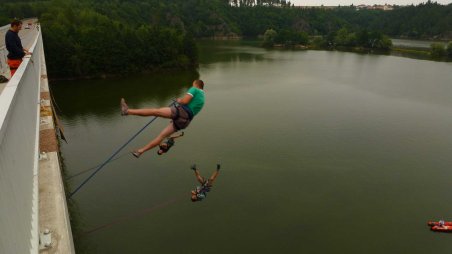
[0,29,42,254]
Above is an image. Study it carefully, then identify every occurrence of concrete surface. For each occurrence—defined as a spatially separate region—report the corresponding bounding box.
[38,32,75,254]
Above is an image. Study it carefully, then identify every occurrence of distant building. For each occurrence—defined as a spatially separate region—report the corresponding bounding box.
[294,4,394,11]
[382,4,394,11]
[356,4,394,11]
[356,4,368,10]
[294,5,337,9]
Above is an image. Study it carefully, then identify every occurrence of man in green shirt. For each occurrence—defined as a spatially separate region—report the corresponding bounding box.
[121,79,205,158]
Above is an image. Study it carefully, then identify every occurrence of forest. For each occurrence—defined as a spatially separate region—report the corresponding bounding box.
[0,0,450,78]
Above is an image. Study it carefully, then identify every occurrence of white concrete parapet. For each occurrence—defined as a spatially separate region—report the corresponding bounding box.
[0,28,43,254]
[0,19,74,254]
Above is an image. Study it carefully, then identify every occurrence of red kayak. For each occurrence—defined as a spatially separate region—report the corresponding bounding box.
[431,225,452,233]
[428,221,452,227]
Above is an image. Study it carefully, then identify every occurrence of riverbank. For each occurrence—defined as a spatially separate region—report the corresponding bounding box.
[48,37,450,82]
[266,42,451,62]
[48,65,200,82]
[392,38,451,48]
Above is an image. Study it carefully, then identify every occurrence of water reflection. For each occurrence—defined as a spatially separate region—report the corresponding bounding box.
[198,40,266,64]
[56,40,452,254]
[51,70,199,119]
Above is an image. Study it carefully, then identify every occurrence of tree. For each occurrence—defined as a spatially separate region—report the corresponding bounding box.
[274,29,308,46]
[334,27,349,46]
[431,43,446,58]
[447,41,452,58]
[263,28,277,47]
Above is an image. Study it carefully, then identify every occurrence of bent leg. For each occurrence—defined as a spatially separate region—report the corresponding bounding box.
[128,107,172,118]
[137,123,176,154]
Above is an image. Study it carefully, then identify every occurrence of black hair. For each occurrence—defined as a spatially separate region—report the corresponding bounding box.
[11,19,22,27]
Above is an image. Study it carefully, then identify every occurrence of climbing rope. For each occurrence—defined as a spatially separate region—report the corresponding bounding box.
[48,84,63,114]
[68,101,175,198]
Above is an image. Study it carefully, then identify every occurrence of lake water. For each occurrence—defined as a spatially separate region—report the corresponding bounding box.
[53,40,452,254]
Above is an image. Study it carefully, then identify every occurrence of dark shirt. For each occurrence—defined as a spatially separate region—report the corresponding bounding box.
[5,30,25,60]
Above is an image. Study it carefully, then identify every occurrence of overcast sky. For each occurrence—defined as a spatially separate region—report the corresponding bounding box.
[291,0,451,6]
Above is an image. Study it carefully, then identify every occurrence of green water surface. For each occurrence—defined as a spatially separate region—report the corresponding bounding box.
[53,40,452,254]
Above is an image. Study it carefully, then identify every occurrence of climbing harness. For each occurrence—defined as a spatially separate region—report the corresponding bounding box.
[171,102,194,130]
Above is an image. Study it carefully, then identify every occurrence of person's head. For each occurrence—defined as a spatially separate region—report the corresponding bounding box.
[193,80,204,89]
[10,20,22,32]
[191,190,205,202]
[191,190,199,202]
[157,144,167,155]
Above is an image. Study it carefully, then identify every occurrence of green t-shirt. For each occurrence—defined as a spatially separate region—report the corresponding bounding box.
[186,87,205,116]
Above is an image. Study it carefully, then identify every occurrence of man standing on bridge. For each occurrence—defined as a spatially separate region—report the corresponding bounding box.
[5,20,30,77]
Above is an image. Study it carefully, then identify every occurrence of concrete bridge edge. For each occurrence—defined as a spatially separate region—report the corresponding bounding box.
[38,32,75,254]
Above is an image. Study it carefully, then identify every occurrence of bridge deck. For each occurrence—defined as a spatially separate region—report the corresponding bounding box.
[0,19,74,254]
